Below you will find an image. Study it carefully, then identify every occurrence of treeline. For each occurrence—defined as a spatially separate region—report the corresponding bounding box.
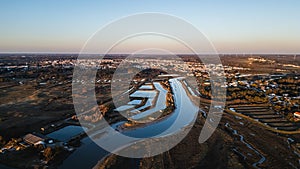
[227,87,268,104]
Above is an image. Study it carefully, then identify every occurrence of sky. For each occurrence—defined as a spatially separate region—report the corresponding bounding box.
[0,0,300,54]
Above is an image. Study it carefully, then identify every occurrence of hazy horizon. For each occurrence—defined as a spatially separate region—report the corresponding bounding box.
[1,0,300,53]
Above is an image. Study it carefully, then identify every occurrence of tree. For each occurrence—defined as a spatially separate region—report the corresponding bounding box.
[43,147,54,162]
[99,104,109,114]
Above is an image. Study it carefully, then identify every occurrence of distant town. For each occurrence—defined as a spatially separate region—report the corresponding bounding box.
[0,54,299,169]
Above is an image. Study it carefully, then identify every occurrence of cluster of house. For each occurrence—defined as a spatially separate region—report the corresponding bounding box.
[21,133,68,150]
[23,133,53,147]
[1,133,58,154]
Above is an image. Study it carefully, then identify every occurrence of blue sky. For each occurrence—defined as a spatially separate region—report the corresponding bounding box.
[0,0,300,53]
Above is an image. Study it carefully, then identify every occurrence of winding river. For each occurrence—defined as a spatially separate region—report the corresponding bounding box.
[59,78,199,169]
[225,123,266,168]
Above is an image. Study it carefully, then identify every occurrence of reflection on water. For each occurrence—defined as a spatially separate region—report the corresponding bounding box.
[130,90,157,98]
[139,85,154,90]
[59,137,108,169]
[59,78,200,169]
[129,82,168,121]
[47,125,86,142]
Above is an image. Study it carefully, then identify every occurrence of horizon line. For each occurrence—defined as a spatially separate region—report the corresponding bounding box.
[0,52,299,55]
